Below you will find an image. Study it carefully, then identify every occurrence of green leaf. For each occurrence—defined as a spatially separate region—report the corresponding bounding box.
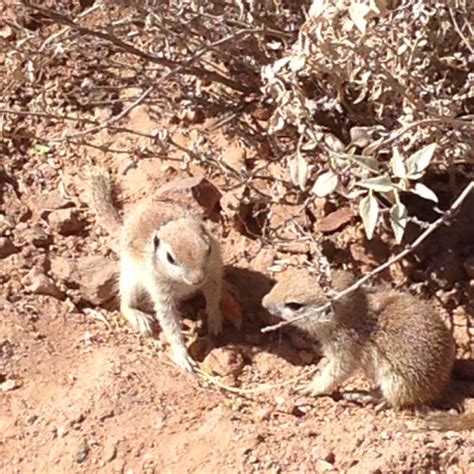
[389,202,408,244]
[359,192,379,240]
[410,183,438,202]
[406,143,437,177]
[356,174,396,193]
[311,171,339,197]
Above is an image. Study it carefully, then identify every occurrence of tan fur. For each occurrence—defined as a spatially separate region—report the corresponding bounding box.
[262,268,456,408]
[87,167,223,373]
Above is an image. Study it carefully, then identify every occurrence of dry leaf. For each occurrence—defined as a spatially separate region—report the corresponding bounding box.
[318,207,354,233]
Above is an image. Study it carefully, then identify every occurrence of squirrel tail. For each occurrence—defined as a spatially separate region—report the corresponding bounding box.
[87,166,122,234]
[423,412,474,432]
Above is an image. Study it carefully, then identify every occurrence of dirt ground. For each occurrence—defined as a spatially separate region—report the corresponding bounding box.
[1,3,474,470]
[1,100,474,474]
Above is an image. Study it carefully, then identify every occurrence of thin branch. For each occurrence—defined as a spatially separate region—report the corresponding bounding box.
[24,2,257,94]
[261,180,474,333]
[448,6,473,54]
[368,116,474,153]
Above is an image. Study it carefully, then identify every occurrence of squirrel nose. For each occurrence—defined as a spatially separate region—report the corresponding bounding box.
[186,271,205,286]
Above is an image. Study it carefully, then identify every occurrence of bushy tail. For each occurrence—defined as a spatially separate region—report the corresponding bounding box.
[424,412,474,432]
[87,167,122,234]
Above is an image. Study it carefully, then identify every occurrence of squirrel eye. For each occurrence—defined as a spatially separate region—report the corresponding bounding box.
[285,302,304,311]
[167,252,176,265]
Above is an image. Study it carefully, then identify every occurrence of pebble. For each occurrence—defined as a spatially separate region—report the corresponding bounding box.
[1,379,18,392]
[75,439,89,463]
[48,209,85,236]
[22,268,65,300]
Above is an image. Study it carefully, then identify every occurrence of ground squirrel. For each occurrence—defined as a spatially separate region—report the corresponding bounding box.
[87,167,223,373]
[262,268,456,408]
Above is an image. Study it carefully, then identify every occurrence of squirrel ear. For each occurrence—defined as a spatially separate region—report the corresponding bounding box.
[153,232,160,248]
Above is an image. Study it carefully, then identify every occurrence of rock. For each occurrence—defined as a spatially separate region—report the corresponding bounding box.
[314,459,335,472]
[102,442,117,463]
[312,446,336,464]
[0,237,19,259]
[38,191,72,219]
[463,256,474,279]
[1,378,18,392]
[203,347,245,377]
[223,144,247,172]
[51,256,118,306]
[48,209,85,236]
[22,268,65,300]
[75,439,89,463]
[16,225,52,248]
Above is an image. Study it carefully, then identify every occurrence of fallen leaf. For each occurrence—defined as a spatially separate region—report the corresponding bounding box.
[318,207,354,233]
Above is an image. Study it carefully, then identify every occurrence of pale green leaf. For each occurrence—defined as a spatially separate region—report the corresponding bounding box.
[359,193,379,240]
[391,148,406,178]
[389,202,408,243]
[410,183,438,202]
[311,171,339,197]
[33,144,51,155]
[351,155,380,172]
[406,143,437,176]
[289,155,311,191]
[289,55,306,72]
[356,174,396,193]
[349,3,371,34]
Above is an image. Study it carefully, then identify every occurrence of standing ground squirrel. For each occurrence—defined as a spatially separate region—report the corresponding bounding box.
[262,268,456,408]
[87,167,223,373]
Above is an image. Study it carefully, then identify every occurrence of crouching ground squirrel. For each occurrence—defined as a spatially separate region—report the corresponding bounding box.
[262,268,456,408]
[87,167,223,373]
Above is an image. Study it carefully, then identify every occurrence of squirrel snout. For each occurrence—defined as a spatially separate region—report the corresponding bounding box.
[185,271,205,286]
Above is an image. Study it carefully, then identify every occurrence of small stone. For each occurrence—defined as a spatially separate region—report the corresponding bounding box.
[48,209,85,236]
[0,237,19,259]
[291,404,311,417]
[22,268,65,300]
[75,439,89,463]
[17,226,52,248]
[312,446,335,464]
[203,347,245,377]
[1,379,18,392]
[103,443,117,463]
[38,192,72,218]
[56,427,66,438]
[314,459,335,472]
[51,256,118,306]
